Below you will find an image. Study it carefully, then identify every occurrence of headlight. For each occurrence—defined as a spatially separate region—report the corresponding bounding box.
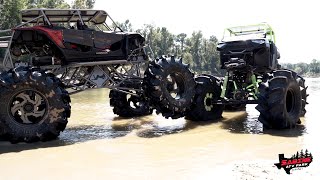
[217,43,225,50]
[251,39,265,44]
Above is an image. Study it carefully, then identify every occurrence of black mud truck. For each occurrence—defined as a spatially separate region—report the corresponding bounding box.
[186,23,308,129]
[0,9,196,143]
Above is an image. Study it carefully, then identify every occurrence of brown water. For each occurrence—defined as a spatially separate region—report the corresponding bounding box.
[0,78,319,179]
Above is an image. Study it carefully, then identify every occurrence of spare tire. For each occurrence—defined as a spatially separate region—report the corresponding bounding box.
[144,56,196,119]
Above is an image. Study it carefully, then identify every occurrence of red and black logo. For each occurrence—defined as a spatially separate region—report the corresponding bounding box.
[274,149,313,174]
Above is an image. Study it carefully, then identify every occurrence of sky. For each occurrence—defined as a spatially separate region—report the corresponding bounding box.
[94,0,319,64]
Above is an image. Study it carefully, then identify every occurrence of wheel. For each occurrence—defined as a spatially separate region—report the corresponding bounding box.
[185,75,224,121]
[0,67,71,143]
[297,75,308,117]
[109,83,153,118]
[256,70,301,129]
[144,56,196,119]
[285,70,308,117]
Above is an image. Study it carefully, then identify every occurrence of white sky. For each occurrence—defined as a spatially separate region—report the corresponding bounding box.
[94,0,320,63]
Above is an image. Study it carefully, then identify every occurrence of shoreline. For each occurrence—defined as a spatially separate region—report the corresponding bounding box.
[303,75,320,78]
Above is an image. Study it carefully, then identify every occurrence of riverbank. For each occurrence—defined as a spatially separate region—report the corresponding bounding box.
[302,73,320,78]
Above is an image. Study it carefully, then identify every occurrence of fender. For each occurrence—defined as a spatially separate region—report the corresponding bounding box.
[14,26,65,48]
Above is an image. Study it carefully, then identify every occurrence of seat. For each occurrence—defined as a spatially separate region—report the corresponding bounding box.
[76,20,85,30]
[76,20,94,31]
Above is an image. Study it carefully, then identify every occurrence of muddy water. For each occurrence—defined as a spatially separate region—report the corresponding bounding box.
[0,79,319,179]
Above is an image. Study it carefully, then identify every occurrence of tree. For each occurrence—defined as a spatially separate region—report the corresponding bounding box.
[0,0,72,31]
[189,31,203,71]
[159,27,174,56]
[200,35,221,75]
[176,33,187,56]
[72,0,95,9]
[136,24,158,58]
[23,0,70,9]
[310,59,320,74]
[0,0,24,30]
[118,19,133,32]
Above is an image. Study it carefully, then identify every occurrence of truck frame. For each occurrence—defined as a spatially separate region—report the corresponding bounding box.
[0,9,196,143]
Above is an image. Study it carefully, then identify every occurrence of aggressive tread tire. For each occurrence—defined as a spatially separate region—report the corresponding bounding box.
[185,75,224,121]
[256,70,301,129]
[0,67,71,143]
[144,56,196,119]
[297,75,308,117]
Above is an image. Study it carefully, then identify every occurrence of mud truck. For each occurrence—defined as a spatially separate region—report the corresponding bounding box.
[0,9,196,143]
[185,23,308,129]
[0,10,307,143]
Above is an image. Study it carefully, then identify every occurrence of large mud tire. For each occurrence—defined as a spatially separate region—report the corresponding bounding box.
[109,83,153,118]
[256,70,301,129]
[144,56,196,119]
[0,67,71,143]
[185,75,224,121]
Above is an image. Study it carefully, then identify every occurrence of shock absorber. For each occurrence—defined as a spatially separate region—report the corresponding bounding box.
[220,71,230,98]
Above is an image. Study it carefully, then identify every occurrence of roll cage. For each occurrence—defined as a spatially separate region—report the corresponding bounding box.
[20,9,123,31]
[0,9,124,70]
[222,23,276,43]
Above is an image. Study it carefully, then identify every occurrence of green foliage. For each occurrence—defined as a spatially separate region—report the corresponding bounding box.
[0,0,24,30]
[281,59,320,77]
[118,20,133,32]
[0,0,96,30]
[23,0,70,9]
[135,22,223,75]
[71,0,95,9]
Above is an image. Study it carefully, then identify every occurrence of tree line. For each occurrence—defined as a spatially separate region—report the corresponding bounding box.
[281,59,320,77]
[118,21,223,75]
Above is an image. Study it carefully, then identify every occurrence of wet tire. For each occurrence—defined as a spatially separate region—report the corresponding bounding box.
[185,75,224,121]
[0,67,71,143]
[109,83,153,118]
[297,75,308,117]
[256,70,301,129]
[144,56,196,119]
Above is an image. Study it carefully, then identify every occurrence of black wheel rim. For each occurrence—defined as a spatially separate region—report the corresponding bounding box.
[204,92,214,111]
[9,90,48,124]
[127,95,146,112]
[166,73,185,100]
